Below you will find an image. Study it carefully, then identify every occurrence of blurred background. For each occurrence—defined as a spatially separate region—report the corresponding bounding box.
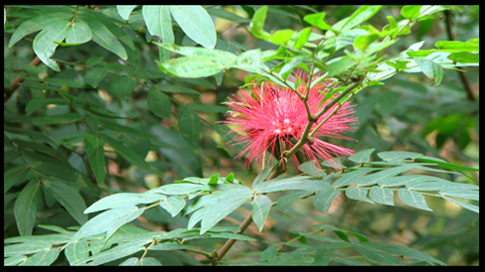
[4,5,478,265]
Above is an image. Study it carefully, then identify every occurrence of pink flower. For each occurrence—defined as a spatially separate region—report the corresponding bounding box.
[221,71,358,170]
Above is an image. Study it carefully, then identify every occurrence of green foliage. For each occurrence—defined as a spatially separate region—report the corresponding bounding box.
[4,5,478,266]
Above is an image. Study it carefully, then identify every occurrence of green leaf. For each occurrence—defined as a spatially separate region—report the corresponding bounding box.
[435,40,479,52]
[363,242,446,265]
[79,240,148,266]
[25,98,70,116]
[345,186,374,204]
[65,239,90,265]
[313,184,340,213]
[269,29,295,45]
[33,20,70,71]
[83,67,107,88]
[178,106,201,153]
[32,113,83,125]
[159,196,186,217]
[303,12,335,32]
[200,186,253,234]
[414,57,443,86]
[401,5,423,20]
[251,195,273,231]
[9,14,71,48]
[439,189,478,201]
[253,176,326,193]
[65,20,92,44]
[14,180,41,236]
[142,5,174,62]
[377,151,423,161]
[354,164,416,186]
[293,27,313,50]
[327,57,355,77]
[117,5,137,21]
[43,178,88,225]
[22,247,60,266]
[169,6,216,49]
[298,160,327,177]
[314,247,335,265]
[68,206,145,245]
[353,244,400,265]
[332,168,376,188]
[260,245,277,263]
[4,241,52,257]
[84,131,106,186]
[4,164,31,194]
[99,133,165,177]
[86,19,127,60]
[4,254,27,266]
[148,87,172,119]
[397,189,432,211]
[369,186,395,206]
[334,5,381,32]
[252,164,277,187]
[148,183,209,195]
[448,52,479,64]
[248,6,270,39]
[160,56,224,78]
[110,75,137,98]
[414,157,479,171]
[348,148,375,163]
[84,193,165,214]
[440,196,479,213]
[136,257,162,266]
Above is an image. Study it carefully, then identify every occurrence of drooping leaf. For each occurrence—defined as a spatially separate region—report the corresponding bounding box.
[43,178,88,225]
[440,195,479,213]
[117,5,137,21]
[64,239,90,265]
[159,196,186,217]
[178,106,201,153]
[22,247,60,266]
[200,186,253,234]
[147,88,172,119]
[68,206,145,245]
[251,194,273,231]
[313,184,340,213]
[84,131,106,186]
[33,20,70,71]
[169,6,216,49]
[85,18,127,60]
[353,244,401,265]
[14,180,41,236]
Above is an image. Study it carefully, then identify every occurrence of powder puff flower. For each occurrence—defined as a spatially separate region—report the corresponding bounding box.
[221,71,358,170]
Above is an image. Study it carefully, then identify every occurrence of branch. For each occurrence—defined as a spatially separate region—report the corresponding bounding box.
[443,10,476,102]
[4,56,41,103]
